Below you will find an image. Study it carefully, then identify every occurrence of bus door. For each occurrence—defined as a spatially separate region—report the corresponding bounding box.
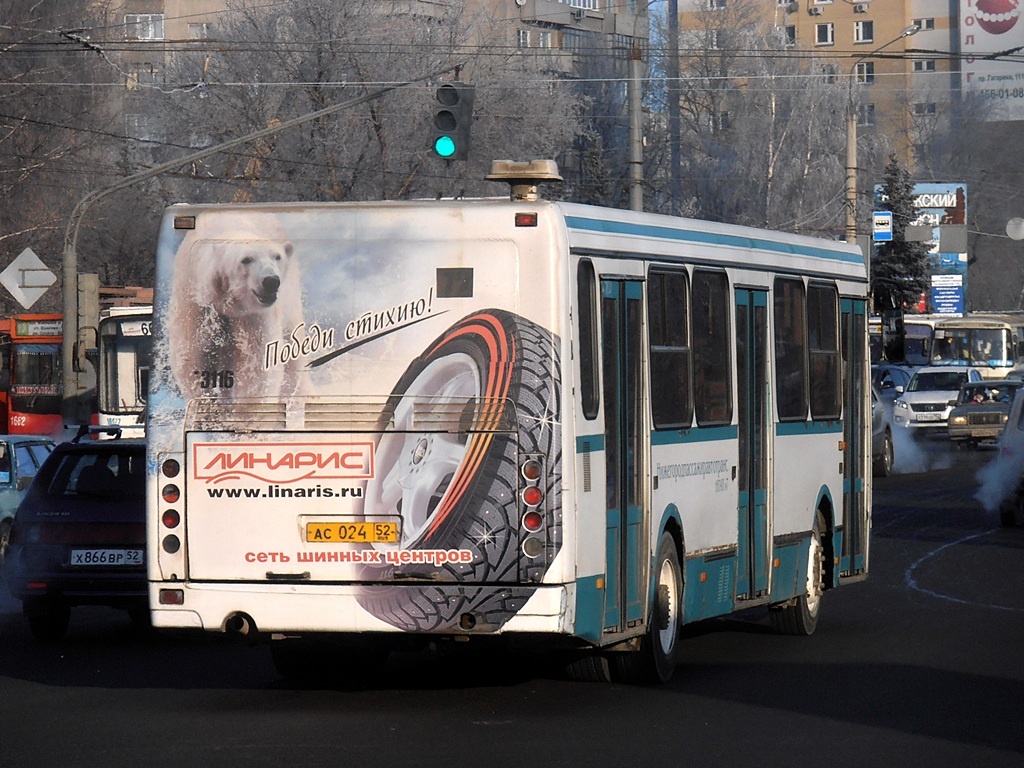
[735,289,771,599]
[841,298,869,578]
[600,278,645,632]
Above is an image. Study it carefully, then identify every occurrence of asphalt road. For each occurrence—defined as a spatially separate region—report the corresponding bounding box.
[0,446,1021,768]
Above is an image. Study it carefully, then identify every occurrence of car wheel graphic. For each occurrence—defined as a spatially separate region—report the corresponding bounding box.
[357,310,561,631]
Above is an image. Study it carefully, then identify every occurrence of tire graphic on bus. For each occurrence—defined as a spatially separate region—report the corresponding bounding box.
[357,309,562,632]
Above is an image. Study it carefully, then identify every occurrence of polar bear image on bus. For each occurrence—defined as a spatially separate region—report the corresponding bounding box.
[167,211,307,400]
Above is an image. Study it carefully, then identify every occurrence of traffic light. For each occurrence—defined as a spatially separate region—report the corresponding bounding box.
[432,82,475,161]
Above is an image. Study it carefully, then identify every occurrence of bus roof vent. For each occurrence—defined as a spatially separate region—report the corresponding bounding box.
[486,160,563,202]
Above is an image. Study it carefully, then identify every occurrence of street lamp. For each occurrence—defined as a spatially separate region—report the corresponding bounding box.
[844,23,919,244]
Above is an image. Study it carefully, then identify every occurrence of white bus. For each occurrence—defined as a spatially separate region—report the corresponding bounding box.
[147,162,870,684]
[931,313,1024,379]
[97,306,152,437]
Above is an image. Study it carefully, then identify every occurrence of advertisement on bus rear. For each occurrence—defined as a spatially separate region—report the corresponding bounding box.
[149,206,563,632]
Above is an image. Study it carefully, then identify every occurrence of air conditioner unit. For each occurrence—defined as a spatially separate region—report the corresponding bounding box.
[853,3,868,13]
[808,6,823,16]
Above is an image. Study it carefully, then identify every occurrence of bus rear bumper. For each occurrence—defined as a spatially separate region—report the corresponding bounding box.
[148,582,572,636]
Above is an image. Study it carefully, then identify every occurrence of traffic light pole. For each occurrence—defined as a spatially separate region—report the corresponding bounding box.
[60,64,459,426]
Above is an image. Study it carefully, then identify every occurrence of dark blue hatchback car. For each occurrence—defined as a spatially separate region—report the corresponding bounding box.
[3,433,147,640]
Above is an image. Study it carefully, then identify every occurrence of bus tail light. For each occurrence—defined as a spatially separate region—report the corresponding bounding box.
[157,453,186,580]
[520,456,547,561]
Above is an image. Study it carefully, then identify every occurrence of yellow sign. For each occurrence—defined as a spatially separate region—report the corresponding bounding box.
[305,521,399,544]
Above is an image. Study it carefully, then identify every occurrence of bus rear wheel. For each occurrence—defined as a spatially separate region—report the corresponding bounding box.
[770,513,824,636]
[613,531,682,684]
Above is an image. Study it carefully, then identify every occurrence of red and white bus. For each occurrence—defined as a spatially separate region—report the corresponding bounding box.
[0,314,64,435]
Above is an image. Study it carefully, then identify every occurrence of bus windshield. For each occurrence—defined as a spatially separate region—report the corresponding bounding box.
[903,322,934,366]
[99,318,152,415]
[932,328,1013,368]
[10,343,61,414]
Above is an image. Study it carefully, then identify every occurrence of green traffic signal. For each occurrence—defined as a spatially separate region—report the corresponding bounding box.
[434,135,457,158]
[431,81,474,161]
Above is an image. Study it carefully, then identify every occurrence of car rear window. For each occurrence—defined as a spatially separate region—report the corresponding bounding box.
[44,449,146,499]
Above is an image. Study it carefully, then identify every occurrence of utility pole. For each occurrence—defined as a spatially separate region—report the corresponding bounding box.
[844,25,919,244]
[629,45,644,212]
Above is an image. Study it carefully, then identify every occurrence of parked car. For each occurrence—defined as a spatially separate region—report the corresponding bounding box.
[3,432,146,640]
[0,435,56,565]
[871,385,895,477]
[892,366,985,437]
[947,380,1022,449]
[871,363,915,407]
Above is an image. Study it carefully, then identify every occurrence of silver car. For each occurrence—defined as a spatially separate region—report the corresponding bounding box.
[892,366,985,437]
[871,385,894,476]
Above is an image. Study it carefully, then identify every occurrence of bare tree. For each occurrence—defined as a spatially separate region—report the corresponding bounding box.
[153,0,585,204]
[0,1,120,313]
[645,0,864,237]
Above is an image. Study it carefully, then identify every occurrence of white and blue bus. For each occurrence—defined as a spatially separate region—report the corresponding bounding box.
[97,306,152,438]
[147,161,870,683]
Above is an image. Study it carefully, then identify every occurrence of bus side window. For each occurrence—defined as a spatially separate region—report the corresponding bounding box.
[648,268,692,429]
[577,259,600,420]
[808,283,841,420]
[775,277,808,421]
[692,270,732,426]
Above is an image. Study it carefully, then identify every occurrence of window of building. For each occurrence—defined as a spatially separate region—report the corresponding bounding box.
[126,63,163,90]
[126,113,161,142]
[857,103,875,126]
[807,284,841,420]
[912,18,935,31]
[854,20,873,43]
[188,23,212,39]
[775,278,807,421]
[707,0,726,8]
[649,269,692,429]
[784,25,796,46]
[714,111,730,132]
[562,0,598,11]
[815,23,834,46]
[538,30,552,48]
[913,59,936,73]
[692,270,732,426]
[517,28,530,48]
[124,14,164,40]
[562,29,586,52]
[913,102,937,115]
[855,61,874,84]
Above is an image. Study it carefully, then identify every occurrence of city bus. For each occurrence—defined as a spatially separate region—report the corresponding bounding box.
[97,306,152,437]
[0,314,64,435]
[931,313,1024,379]
[146,161,871,683]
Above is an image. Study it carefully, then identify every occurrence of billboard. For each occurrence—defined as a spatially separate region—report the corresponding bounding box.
[875,183,968,315]
[960,0,1024,121]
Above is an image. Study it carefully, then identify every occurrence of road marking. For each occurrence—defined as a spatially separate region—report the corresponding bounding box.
[904,529,1024,613]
